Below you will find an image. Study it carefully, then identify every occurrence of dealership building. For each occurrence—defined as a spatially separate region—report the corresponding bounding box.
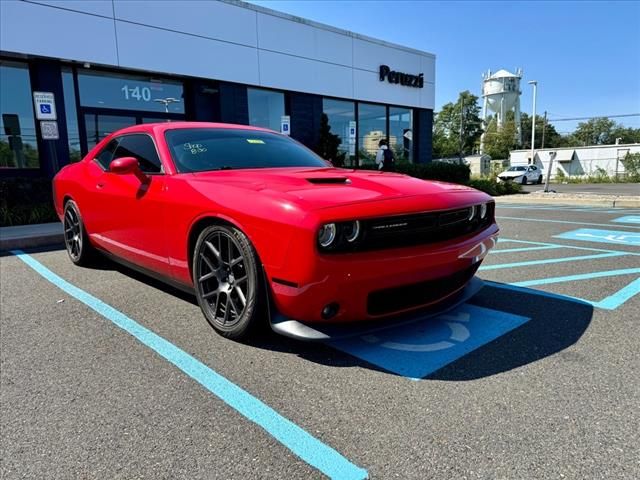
[0,0,435,182]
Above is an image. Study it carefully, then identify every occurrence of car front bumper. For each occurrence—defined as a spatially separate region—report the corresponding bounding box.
[267,223,498,326]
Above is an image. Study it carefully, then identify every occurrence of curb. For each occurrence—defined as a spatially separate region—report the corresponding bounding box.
[494,195,640,208]
[0,233,64,252]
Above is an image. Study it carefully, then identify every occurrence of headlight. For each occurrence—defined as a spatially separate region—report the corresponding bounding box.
[480,203,488,219]
[468,205,476,221]
[343,221,360,243]
[318,223,337,248]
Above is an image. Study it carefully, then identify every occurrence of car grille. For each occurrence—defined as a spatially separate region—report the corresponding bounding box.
[355,203,494,252]
[367,262,480,316]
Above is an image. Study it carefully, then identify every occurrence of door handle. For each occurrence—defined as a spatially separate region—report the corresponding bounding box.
[96,182,105,189]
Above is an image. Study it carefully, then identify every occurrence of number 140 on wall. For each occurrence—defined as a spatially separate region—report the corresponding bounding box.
[121,84,152,102]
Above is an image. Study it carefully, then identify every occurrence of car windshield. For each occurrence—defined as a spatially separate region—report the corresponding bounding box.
[507,166,527,171]
[165,128,328,173]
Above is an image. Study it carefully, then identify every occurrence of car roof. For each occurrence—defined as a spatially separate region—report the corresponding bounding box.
[114,121,276,136]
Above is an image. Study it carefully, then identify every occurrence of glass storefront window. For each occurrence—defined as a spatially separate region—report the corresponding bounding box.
[77,70,184,113]
[248,88,284,132]
[389,107,413,163]
[0,61,40,169]
[84,114,136,151]
[322,98,355,167]
[358,103,387,166]
[61,67,81,163]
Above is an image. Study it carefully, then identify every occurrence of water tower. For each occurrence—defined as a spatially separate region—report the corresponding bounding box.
[480,68,523,153]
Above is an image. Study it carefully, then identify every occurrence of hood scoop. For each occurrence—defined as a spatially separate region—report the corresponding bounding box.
[306,177,351,185]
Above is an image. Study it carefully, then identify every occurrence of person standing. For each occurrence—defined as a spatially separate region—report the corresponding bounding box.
[375,139,395,172]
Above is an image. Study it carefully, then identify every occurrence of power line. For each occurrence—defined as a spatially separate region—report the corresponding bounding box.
[547,113,640,122]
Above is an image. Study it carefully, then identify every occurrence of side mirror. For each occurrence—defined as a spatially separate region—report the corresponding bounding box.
[110,156,140,175]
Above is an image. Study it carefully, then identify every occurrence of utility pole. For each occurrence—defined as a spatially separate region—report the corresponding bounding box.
[541,111,547,149]
[458,96,465,164]
[528,80,538,164]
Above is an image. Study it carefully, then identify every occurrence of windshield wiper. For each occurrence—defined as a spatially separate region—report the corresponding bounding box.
[212,166,235,171]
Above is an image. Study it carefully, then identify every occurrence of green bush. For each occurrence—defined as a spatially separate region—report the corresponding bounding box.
[0,177,58,227]
[354,161,471,184]
[622,152,640,182]
[468,178,522,196]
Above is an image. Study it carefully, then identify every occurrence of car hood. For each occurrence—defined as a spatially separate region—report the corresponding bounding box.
[189,167,478,209]
[499,170,526,178]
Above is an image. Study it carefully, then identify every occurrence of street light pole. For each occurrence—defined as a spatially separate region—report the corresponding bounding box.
[528,80,537,165]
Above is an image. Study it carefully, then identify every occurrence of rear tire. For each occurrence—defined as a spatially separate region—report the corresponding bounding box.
[537,175,543,184]
[63,200,96,266]
[193,225,263,340]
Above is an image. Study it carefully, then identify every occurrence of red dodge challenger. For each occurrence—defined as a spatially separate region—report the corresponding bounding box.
[53,122,498,341]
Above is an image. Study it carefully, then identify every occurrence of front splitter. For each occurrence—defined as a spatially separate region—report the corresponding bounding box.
[269,276,484,341]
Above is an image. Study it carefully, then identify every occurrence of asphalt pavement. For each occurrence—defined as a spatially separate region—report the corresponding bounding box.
[1,204,639,479]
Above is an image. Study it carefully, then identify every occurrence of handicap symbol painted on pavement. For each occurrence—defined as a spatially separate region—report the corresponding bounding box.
[555,228,640,247]
[612,216,640,225]
[329,304,529,379]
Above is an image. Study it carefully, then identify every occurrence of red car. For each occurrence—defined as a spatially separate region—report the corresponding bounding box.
[53,122,498,340]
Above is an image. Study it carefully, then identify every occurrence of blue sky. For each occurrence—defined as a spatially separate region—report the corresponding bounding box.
[251,0,640,133]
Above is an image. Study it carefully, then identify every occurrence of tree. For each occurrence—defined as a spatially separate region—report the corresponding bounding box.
[519,112,563,149]
[571,117,618,145]
[482,116,518,159]
[315,113,345,166]
[433,90,483,158]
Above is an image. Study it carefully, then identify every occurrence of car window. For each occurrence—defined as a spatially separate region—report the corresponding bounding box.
[165,128,328,173]
[113,134,163,174]
[95,139,119,170]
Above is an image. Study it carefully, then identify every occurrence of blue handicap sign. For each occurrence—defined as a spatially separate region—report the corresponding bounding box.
[40,104,51,114]
[555,228,640,247]
[613,216,640,225]
[328,304,529,379]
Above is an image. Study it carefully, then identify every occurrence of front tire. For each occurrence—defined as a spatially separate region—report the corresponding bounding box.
[193,225,263,340]
[63,200,96,266]
[521,176,527,185]
[537,175,543,184]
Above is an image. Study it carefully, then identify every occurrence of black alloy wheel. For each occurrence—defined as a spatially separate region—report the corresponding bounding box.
[63,200,95,266]
[193,225,262,339]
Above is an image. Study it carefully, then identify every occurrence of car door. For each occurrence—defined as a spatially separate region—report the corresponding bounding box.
[95,133,171,276]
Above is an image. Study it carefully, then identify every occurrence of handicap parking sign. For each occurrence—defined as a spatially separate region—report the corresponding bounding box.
[33,91,57,120]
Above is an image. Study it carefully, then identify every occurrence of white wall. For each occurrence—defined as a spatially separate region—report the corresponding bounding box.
[0,0,436,109]
[510,144,640,179]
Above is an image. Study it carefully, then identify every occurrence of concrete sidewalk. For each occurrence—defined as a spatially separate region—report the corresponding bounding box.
[0,222,63,251]
[495,191,640,208]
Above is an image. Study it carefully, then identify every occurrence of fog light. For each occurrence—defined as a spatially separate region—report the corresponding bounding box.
[321,302,339,320]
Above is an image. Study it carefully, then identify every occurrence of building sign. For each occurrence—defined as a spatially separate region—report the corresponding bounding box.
[280,115,290,135]
[40,121,59,140]
[379,65,424,89]
[33,91,57,120]
[77,70,185,113]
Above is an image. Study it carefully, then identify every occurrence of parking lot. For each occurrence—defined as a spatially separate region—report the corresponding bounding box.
[1,204,639,479]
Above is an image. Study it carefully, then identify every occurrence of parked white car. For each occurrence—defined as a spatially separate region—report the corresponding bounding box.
[497,165,543,185]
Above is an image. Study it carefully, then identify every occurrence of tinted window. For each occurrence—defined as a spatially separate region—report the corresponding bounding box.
[165,128,328,173]
[95,139,119,169]
[113,134,162,173]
